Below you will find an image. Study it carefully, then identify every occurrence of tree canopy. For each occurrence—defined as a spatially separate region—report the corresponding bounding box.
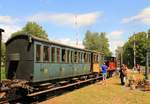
[11,22,48,40]
[83,30,112,57]
[116,31,150,67]
[1,41,5,66]
[115,46,123,64]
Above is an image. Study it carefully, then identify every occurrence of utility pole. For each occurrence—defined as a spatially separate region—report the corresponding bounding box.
[145,31,150,80]
[133,33,136,70]
[121,50,123,65]
[0,28,4,81]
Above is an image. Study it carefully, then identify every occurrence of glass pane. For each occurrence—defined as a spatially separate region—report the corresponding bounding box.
[89,54,91,63]
[78,52,80,63]
[43,46,49,61]
[62,49,66,63]
[57,48,60,63]
[36,45,41,62]
[67,50,70,63]
[74,51,77,63]
[51,47,55,62]
[71,51,74,63]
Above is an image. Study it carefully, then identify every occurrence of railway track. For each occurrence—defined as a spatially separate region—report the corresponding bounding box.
[0,75,102,104]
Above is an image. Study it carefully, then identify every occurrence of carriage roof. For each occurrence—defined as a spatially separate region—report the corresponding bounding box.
[6,34,103,54]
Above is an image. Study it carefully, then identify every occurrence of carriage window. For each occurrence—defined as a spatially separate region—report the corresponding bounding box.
[93,54,96,63]
[89,54,91,63]
[43,46,49,61]
[98,55,99,62]
[97,55,99,62]
[87,54,90,63]
[99,55,101,62]
[62,49,66,63]
[78,52,80,63]
[95,54,97,62]
[92,54,94,62]
[36,44,41,62]
[67,50,70,63]
[71,51,74,63]
[74,51,78,63]
[84,53,87,63]
[83,53,85,63]
[86,53,88,63]
[81,53,84,63]
[87,53,89,63]
[95,55,97,62]
[94,54,98,63]
[51,47,55,62]
[94,54,97,62]
[57,48,60,63]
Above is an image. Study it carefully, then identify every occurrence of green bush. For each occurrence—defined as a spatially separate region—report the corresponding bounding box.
[1,67,6,79]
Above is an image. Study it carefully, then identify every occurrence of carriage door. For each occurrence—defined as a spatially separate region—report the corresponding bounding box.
[7,53,20,79]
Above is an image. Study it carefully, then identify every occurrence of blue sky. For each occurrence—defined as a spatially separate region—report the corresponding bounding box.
[0,0,150,55]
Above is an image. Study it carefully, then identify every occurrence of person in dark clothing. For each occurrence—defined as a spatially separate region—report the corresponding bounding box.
[119,64,126,85]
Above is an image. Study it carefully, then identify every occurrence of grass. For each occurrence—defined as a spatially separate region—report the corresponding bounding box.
[0,67,6,79]
[41,75,150,104]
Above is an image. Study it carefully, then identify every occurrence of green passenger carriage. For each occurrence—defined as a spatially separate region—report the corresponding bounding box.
[6,34,102,85]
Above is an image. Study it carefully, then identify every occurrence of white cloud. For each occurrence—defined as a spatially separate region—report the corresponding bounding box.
[0,11,101,43]
[0,16,21,42]
[109,40,125,56]
[0,24,21,42]
[0,16,19,24]
[51,38,84,49]
[121,7,150,24]
[28,12,102,27]
[107,30,124,40]
[107,30,125,56]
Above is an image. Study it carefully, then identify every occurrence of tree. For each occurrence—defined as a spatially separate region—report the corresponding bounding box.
[83,30,112,57]
[122,32,147,67]
[83,30,98,50]
[98,32,112,56]
[115,46,123,65]
[11,22,48,40]
[147,29,150,50]
[1,41,5,66]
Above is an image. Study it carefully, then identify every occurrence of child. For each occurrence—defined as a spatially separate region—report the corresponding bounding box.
[101,62,108,85]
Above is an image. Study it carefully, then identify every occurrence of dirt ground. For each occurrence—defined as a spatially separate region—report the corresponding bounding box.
[41,75,150,104]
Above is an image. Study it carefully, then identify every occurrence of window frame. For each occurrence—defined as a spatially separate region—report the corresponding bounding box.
[57,48,60,63]
[43,45,49,62]
[67,50,70,63]
[51,47,56,63]
[61,48,66,63]
[89,53,91,63]
[78,52,81,63]
[74,51,78,63]
[81,52,84,63]
[35,44,42,62]
[71,51,74,63]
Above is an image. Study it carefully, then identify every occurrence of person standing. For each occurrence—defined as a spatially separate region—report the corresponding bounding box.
[101,62,108,84]
[119,64,125,85]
